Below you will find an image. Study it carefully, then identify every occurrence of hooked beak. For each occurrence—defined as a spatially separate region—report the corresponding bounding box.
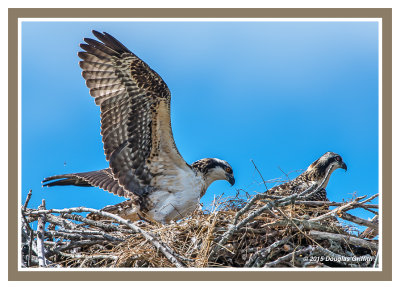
[340,162,347,172]
[228,175,235,186]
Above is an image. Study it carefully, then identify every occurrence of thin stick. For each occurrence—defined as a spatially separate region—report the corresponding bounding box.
[244,236,292,267]
[359,205,379,215]
[359,193,379,204]
[232,192,269,225]
[56,251,118,261]
[309,196,366,222]
[44,230,124,243]
[27,207,185,268]
[277,166,291,181]
[339,212,379,230]
[28,230,33,267]
[21,210,33,234]
[23,189,32,212]
[264,246,313,267]
[308,230,378,251]
[61,213,134,233]
[292,200,378,209]
[36,200,48,267]
[251,159,268,191]
[42,213,78,230]
[45,240,108,257]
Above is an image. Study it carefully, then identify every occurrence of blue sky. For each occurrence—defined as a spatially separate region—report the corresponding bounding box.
[21,21,379,223]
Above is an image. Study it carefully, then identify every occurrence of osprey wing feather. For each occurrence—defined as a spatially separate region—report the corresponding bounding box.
[43,31,235,224]
[78,31,189,197]
[42,169,126,198]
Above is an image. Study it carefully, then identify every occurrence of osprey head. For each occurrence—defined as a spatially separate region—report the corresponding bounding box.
[192,158,235,187]
[307,152,347,178]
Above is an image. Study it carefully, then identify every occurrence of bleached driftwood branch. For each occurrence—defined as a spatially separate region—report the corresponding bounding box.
[339,212,378,231]
[36,200,48,267]
[21,184,378,268]
[23,189,32,212]
[26,207,185,268]
[308,230,378,251]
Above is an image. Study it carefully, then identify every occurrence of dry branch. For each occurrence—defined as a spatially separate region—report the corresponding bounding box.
[244,236,293,267]
[339,212,378,230]
[21,187,379,268]
[23,189,32,212]
[309,195,367,222]
[264,246,313,267]
[36,200,48,267]
[27,207,185,268]
[308,230,378,251]
[360,215,379,239]
[210,166,335,258]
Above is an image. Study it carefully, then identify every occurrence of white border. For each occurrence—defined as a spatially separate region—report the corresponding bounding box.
[18,17,381,21]
[18,17,383,272]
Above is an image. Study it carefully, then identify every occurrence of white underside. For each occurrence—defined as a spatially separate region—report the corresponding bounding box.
[146,168,205,223]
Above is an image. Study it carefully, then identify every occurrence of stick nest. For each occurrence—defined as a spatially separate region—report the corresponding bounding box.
[21,191,379,268]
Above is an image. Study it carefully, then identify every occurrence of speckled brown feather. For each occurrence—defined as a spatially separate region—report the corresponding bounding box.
[77,31,188,198]
[267,152,346,202]
[267,168,329,201]
[42,169,127,198]
[43,32,235,223]
[268,180,329,202]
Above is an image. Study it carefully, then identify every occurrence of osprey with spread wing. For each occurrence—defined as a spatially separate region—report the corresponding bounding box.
[42,31,235,224]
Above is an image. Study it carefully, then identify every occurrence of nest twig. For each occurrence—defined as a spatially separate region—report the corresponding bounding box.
[20,188,379,268]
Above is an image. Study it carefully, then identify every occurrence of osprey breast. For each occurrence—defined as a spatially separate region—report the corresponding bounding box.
[146,168,205,223]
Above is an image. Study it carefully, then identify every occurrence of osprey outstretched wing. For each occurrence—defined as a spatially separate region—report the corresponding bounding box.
[43,31,235,223]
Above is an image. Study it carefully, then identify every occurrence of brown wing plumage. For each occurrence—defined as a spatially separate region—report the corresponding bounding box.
[42,169,128,198]
[267,152,347,202]
[267,175,329,202]
[77,30,188,197]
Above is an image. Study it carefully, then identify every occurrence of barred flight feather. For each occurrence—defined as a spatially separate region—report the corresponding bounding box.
[43,31,235,224]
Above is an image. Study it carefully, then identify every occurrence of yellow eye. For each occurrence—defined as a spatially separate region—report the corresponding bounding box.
[225,167,232,174]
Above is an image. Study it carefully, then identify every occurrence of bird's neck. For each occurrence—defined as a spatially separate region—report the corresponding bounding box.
[306,165,336,188]
[191,166,222,197]
[202,173,221,189]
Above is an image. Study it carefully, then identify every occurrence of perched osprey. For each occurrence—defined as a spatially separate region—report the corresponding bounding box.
[267,152,347,201]
[42,31,235,224]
